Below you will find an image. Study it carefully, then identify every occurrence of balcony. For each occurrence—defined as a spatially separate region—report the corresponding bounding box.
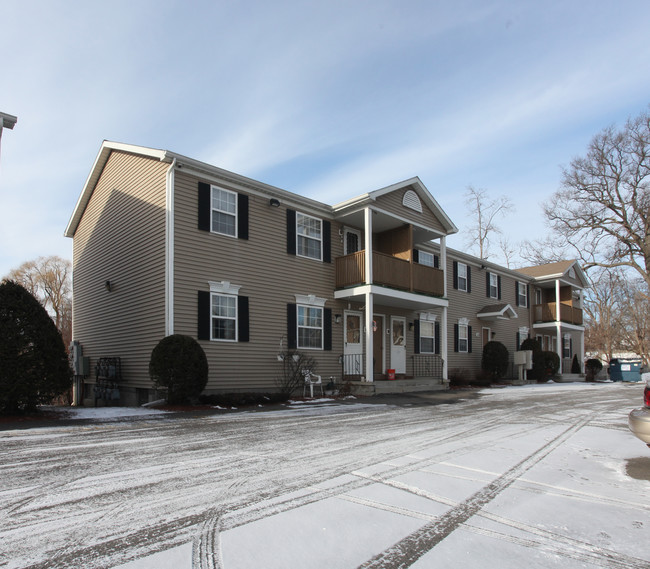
[533,303,583,325]
[335,250,444,297]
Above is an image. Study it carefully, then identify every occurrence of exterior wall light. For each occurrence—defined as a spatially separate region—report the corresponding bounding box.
[269,198,281,207]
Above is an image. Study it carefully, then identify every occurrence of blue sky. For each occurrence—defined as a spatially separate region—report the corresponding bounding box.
[1,0,649,277]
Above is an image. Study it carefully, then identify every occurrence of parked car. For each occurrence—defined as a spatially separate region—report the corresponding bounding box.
[628,380,650,447]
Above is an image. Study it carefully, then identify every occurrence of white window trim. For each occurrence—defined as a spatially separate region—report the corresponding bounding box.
[420,319,436,354]
[518,282,528,307]
[211,185,237,238]
[458,318,469,353]
[296,212,323,261]
[418,250,435,267]
[458,262,468,292]
[210,292,238,342]
[297,304,324,350]
[489,272,499,299]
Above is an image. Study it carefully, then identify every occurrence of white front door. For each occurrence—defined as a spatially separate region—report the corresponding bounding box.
[390,316,406,374]
[343,311,363,376]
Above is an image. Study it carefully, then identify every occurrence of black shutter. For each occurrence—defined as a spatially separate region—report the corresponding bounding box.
[468,326,473,353]
[413,320,420,354]
[486,273,491,298]
[434,321,440,354]
[237,194,249,240]
[498,276,502,300]
[323,220,331,263]
[287,303,297,349]
[434,254,439,269]
[324,308,332,350]
[526,285,530,308]
[413,249,420,263]
[453,261,458,289]
[198,291,210,340]
[238,296,249,342]
[516,332,520,350]
[515,281,520,306]
[467,267,472,293]
[454,323,459,352]
[198,182,211,232]
[286,209,296,255]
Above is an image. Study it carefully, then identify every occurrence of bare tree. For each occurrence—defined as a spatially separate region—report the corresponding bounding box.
[583,269,624,363]
[543,107,650,287]
[5,256,72,346]
[464,186,514,260]
[612,276,650,366]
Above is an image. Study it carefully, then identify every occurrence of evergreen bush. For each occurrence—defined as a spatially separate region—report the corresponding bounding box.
[541,351,561,376]
[149,335,208,403]
[481,341,509,381]
[0,280,71,414]
[585,358,603,381]
[520,338,544,380]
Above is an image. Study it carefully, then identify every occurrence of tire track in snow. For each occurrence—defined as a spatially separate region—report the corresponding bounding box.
[356,415,593,569]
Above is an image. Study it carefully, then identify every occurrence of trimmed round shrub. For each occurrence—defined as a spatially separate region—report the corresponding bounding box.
[481,341,509,381]
[0,280,71,414]
[149,335,208,403]
[585,358,603,381]
[541,351,561,376]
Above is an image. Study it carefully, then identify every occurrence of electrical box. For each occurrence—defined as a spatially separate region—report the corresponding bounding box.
[514,351,526,366]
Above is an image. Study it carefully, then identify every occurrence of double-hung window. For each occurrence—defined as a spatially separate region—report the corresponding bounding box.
[211,293,237,341]
[458,322,469,352]
[420,321,436,353]
[457,262,468,292]
[297,305,323,349]
[419,251,434,267]
[211,186,237,237]
[296,213,322,260]
[517,282,528,307]
[489,273,499,298]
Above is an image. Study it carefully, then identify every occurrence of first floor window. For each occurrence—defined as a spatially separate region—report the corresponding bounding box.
[212,293,237,341]
[420,321,436,353]
[458,323,469,352]
[563,335,572,358]
[298,305,323,349]
[297,213,322,260]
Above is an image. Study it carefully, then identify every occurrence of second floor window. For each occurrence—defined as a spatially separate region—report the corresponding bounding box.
[211,187,237,237]
[518,282,528,307]
[458,263,468,292]
[297,213,322,260]
[489,273,499,298]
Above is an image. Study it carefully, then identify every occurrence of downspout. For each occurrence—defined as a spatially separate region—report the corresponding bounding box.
[440,236,448,380]
[165,158,177,337]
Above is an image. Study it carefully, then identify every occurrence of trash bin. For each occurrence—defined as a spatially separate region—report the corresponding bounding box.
[609,358,642,382]
[387,369,396,380]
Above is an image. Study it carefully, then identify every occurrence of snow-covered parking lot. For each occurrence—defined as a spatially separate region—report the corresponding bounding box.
[1,382,649,569]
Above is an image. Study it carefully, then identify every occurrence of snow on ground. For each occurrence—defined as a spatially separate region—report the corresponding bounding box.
[48,406,171,420]
[2,382,648,569]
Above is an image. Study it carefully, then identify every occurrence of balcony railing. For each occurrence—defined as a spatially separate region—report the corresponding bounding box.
[533,303,583,325]
[335,250,444,297]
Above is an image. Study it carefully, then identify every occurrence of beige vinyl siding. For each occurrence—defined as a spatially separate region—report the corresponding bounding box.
[72,151,168,391]
[374,188,447,235]
[445,257,532,380]
[172,171,344,392]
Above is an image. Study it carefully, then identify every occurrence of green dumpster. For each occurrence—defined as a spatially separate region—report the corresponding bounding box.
[609,358,642,382]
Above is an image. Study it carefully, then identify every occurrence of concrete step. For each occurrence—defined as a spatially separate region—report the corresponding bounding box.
[350,379,448,396]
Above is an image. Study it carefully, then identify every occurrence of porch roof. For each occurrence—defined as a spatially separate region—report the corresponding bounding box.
[477,303,518,321]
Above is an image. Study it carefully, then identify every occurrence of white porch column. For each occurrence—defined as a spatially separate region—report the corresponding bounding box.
[442,305,448,380]
[440,236,448,297]
[365,291,374,382]
[364,207,374,382]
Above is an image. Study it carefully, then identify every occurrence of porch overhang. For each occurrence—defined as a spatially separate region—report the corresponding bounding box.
[477,303,518,321]
[532,321,585,331]
[334,284,448,310]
